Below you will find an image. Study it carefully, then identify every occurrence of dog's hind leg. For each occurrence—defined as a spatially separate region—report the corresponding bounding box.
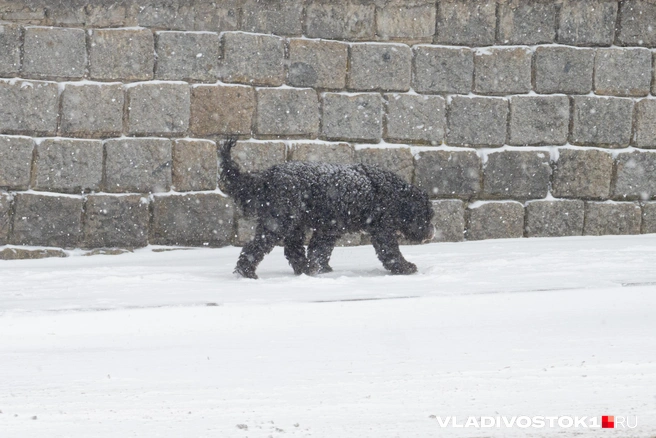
[235,225,281,279]
[284,228,308,275]
[370,231,417,275]
[307,230,339,275]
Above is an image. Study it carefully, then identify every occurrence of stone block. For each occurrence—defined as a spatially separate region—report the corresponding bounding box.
[497,1,557,44]
[32,139,103,193]
[436,0,496,46]
[304,0,375,40]
[356,147,414,183]
[349,43,412,91]
[616,0,656,47]
[384,94,445,145]
[289,142,354,164]
[242,0,303,35]
[570,97,634,147]
[483,150,551,200]
[0,248,67,260]
[509,96,569,145]
[60,83,124,137]
[431,199,465,242]
[321,93,383,141]
[584,202,641,236]
[84,195,150,248]
[534,46,595,94]
[376,1,436,41]
[191,1,240,32]
[634,99,656,148]
[0,192,10,244]
[557,0,617,46]
[552,149,613,199]
[190,85,255,136]
[414,150,481,199]
[0,80,58,135]
[234,209,257,245]
[0,135,34,190]
[613,151,656,201]
[0,23,21,76]
[412,46,474,94]
[46,1,128,28]
[594,48,652,96]
[128,82,190,135]
[172,139,217,192]
[287,39,348,89]
[474,47,532,95]
[104,138,172,193]
[11,193,83,248]
[641,202,656,234]
[89,29,154,81]
[151,194,234,247]
[525,200,585,237]
[447,96,508,147]
[23,27,85,79]
[155,31,220,81]
[255,88,320,137]
[466,202,524,241]
[226,141,286,174]
[221,32,284,86]
[135,2,194,30]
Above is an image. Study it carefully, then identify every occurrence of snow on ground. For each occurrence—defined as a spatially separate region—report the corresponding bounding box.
[1,235,656,437]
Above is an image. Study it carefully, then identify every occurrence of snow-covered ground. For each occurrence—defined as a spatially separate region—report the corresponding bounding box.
[1,235,655,437]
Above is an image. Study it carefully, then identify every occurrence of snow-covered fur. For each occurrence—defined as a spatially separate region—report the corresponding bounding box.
[220,138,434,279]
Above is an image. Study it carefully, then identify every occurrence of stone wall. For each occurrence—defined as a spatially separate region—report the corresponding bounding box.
[0,0,656,251]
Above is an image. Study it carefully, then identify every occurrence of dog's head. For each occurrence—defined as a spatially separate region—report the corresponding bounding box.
[398,185,435,243]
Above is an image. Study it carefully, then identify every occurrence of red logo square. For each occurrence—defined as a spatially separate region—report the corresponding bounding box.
[602,415,615,429]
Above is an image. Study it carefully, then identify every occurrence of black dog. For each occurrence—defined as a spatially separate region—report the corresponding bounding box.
[220,138,434,279]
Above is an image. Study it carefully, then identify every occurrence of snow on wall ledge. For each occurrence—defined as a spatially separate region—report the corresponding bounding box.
[1,0,656,251]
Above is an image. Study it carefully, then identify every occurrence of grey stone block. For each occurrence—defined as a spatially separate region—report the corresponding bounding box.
[234,209,257,246]
[0,80,58,135]
[226,141,286,174]
[0,135,34,190]
[151,194,234,247]
[242,0,303,35]
[104,138,172,193]
[594,48,652,96]
[357,147,414,183]
[466,202,524,241]
[431,199,465,242]
[0,23,21,76]
[641,202,656,234]
[0,248,67,260]
[376,1,436,41]
[221,32,284,86]
[384,94,445,145]
[191,1,240,32]
[172,139,217,192]
[11,193,83,248]
[483,150,551,200]
[552,149,613,199]
[525,200,585,237]
[613,151,656,201]
[412,46,474,94]
[534,46,595,94]
[617,1,656,47]
[305,0,375,40]
[128,82,190,135]
[349,43,412,92]
[32,139,103,193]
[89,29,154,81]
[474,47,532,95]
[447,96,508,147]
[570,97,634,147]
[436,0,496,46]
[155,31,220,81]
[287,39,348,89]
[60,83,124,137]
[255,88,320,137]
[46,1,128,28]
[23,27,85,79]
[497,1,557,44]
[289,142,354,164]
[557,0,618,46]
[190,84,255,136]
[414,150,481,199]
[634,99,656,148]
[84,195,150,248]
[509,96,569,145]
[584,202,641,236]
[135,2,193,30]
[321,93,383,141]
[0,193,10,244]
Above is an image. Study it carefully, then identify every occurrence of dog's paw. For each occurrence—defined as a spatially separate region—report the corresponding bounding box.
[390,262,417,275]
[234,266,258,279]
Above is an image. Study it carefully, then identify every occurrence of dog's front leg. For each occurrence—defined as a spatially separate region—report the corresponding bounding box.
[370,232,417,275]
[235,225,281,279]
[307,231,339,275]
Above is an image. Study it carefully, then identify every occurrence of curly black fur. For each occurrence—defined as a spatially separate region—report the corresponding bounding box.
[220,138,435,279]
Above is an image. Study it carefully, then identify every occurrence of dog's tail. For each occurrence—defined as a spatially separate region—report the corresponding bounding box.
[219,137,257,212]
